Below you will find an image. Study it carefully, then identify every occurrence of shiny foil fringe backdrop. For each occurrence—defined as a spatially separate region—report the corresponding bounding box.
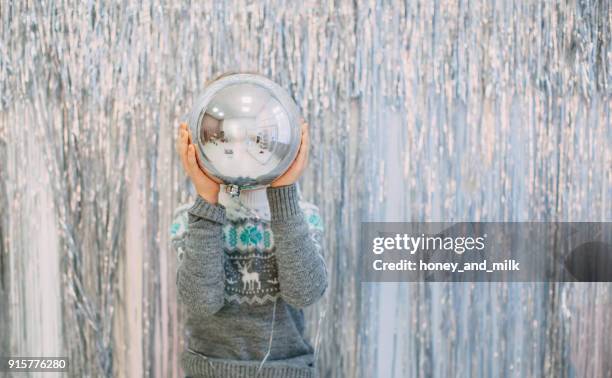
[0,1,610,377]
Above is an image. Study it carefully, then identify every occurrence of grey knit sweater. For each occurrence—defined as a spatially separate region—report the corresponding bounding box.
[173,183,327,378]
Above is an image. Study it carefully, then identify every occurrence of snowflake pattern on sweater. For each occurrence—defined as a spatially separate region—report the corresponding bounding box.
[170,199,324,306]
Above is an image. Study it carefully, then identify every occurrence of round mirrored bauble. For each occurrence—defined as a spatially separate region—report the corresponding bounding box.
[188,74,301,190]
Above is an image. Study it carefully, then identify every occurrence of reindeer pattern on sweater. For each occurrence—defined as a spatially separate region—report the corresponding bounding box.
[171,198,324,306]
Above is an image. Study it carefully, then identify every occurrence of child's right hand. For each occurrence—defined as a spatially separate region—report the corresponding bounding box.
[176,123,221,204]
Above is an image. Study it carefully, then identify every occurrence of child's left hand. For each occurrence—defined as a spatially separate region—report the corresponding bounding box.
[270,120,310,188]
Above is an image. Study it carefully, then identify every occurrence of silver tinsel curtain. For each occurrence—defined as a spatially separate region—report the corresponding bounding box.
[0,1,610,377]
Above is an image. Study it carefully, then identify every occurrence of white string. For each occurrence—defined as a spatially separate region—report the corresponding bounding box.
[228,182,322,375]
[256,296,278,375]
[312,296,328,365]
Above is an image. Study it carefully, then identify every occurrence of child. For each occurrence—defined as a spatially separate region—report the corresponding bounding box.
[171,121,327,378]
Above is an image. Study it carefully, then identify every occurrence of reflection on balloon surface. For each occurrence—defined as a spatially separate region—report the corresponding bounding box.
[189,75,301,189]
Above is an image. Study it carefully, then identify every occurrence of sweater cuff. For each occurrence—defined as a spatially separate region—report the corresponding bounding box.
[266,183,302,222]
[188,196,226,224]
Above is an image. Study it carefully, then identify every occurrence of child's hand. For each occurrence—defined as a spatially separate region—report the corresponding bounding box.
[176,123,221,204]
[270,120,310,188]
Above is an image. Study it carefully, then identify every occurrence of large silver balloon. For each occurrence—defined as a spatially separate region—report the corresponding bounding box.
[188,74,301,194]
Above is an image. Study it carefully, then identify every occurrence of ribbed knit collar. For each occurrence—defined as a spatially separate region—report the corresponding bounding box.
[219,185,271,221]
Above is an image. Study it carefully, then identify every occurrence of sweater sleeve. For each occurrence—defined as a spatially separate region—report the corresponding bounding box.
[176,196,226,316]
[266,183,328,308]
